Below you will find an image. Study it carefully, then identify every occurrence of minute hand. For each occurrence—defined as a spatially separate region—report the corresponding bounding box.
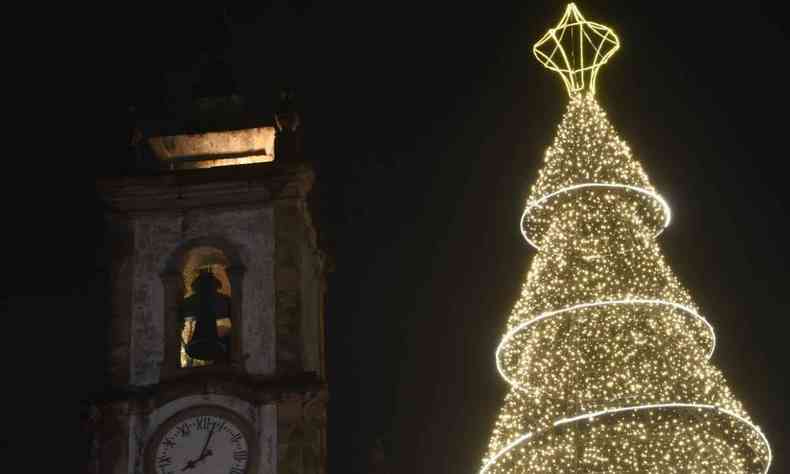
[198,423,218,460]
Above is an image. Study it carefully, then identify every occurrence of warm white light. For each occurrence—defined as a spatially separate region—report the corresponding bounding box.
[533,3,620,95]
[495,298,716,391]
[480,3,771,473]
[481,403,772,474]
[521,183,672,250]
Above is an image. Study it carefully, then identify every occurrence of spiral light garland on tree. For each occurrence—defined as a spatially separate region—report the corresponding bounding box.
[480,4,771,473]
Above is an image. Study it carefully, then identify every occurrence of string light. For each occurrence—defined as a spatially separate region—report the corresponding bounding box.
[481,403,772,474]
[480,3,771,473]
[495,298,717,393]
[521,183,672,250]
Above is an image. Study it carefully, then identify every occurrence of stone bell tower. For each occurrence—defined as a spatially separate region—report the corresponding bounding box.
[89,94,327,474]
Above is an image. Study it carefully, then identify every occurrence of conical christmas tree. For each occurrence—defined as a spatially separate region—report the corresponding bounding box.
[480,4,771,473]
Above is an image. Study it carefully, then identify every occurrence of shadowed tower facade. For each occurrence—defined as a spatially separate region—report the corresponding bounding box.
[88,91,328,474]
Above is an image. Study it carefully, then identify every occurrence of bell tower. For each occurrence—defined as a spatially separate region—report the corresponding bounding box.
[89,93,327,474]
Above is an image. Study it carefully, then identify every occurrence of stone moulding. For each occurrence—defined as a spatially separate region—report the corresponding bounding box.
[97,162,315,214]
[147,126,276,169]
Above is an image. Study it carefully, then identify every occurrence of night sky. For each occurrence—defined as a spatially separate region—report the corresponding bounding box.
[60,1,790,472]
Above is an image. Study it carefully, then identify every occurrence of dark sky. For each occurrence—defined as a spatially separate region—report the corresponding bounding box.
[58,1,790,472]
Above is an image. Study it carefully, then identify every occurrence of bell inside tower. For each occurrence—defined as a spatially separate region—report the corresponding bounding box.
[178,246,232,367]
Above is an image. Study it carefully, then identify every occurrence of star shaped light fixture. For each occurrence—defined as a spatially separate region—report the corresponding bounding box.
[533,3,620,96]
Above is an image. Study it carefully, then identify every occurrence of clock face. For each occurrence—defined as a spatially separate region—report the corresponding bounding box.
[147,407,254,474]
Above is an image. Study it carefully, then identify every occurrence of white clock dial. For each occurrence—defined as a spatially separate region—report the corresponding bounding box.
[149,409,252,474]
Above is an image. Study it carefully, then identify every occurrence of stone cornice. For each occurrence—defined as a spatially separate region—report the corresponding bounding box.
[97,161,315,214]
[88,371,327,410]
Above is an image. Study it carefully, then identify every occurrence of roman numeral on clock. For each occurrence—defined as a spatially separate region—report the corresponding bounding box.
[196,416,210,430]
[231,432,242,442]
[177,423,191,437]
[234,449,248,461]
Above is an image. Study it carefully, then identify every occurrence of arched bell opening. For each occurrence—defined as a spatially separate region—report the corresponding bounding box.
[160,237,246,377]
[179,246,233,368]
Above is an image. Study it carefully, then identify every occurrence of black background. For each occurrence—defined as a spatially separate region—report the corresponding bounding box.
[25,1,790,472]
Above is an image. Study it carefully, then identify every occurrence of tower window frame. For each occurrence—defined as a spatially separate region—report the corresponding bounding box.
[160,237,246,379]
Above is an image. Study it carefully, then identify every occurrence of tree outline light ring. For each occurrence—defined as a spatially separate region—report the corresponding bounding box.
[533,3,620,96]
[480,403,772,474]
[520,182,672,250]
[495,299,717,395]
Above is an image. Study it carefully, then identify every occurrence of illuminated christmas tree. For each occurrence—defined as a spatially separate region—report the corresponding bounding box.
[480,4,772,473]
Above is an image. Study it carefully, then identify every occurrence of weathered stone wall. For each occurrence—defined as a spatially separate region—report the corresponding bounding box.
[300,232,323,376]
[95,393,325,474]
[108,217,135,388]
[278,394,328,474]
[125,395,277,474]
[127,206,275,386]
[274,197,325,377]
[92,400,131,474]
[95,163,327,474]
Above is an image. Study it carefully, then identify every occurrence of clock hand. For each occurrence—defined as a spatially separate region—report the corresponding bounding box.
[181,422,218,471]
[197,448,213,461]
[198,422,217,460]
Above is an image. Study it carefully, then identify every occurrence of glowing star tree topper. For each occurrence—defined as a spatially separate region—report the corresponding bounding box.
[533,3,619,96]
[479,3,771,473]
